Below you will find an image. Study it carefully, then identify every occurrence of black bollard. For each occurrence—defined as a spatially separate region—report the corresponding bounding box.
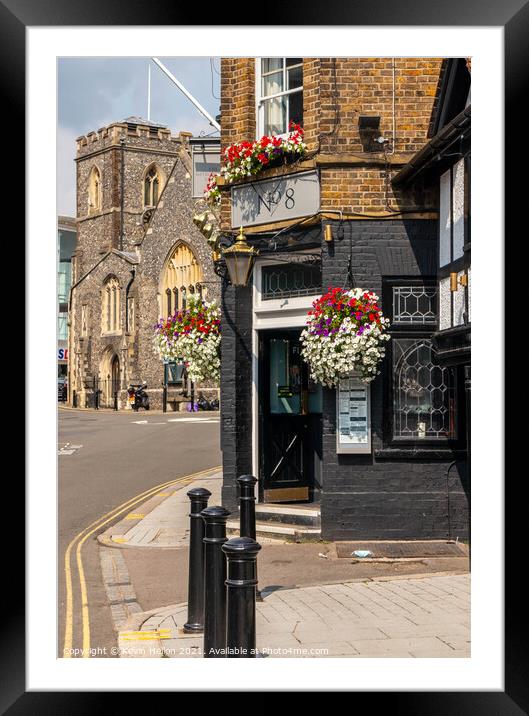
[222,537,262,658]
[201,506,230,658]
[183,487,211,633]
[237,474,257,540]
[237,475,263,601]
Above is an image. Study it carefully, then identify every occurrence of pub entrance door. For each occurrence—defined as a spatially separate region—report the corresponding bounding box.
[259,329,322,503]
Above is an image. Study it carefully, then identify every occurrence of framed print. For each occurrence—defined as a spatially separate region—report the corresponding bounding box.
[10,0,526,708]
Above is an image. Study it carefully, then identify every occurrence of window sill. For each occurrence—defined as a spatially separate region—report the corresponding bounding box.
[217,158,315,189]
[375,447,466,461]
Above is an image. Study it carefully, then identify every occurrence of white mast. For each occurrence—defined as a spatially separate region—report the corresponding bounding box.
[147,62,151,122]
[151,57,220,131]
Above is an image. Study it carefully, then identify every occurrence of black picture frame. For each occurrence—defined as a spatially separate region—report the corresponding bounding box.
[10,0,525,709]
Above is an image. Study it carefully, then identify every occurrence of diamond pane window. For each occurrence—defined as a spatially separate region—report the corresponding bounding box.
[392,285,437,325]
[393,338,455,440]
[262,263,321,300]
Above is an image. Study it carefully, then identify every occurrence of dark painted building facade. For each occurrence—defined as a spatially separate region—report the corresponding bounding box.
[217,58,470,541]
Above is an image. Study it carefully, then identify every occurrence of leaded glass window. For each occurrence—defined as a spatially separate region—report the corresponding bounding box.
[144,165,161,208]
[392,285,437,325]
[392,338,455,440]
[101,276,121,334]
[262,263,321,300]
[160,244,203,319]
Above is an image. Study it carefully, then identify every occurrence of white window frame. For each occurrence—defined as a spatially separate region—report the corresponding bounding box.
[255,58,303,139]
[251,255,321,480]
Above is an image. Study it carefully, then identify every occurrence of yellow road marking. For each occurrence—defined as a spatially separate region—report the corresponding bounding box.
[124,635,172,641]
[124,513,145,520]
[112,537,129,543]
[62,465,221,658]
[120,628,171,640]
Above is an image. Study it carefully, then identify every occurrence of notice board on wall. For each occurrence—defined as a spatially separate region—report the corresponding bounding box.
[336,375,371,454]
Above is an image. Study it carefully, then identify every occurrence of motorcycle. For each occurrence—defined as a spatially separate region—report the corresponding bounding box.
[196,394,220,411]
[197,394,210,411]
[209,397,219,411]
[127,382,150,412]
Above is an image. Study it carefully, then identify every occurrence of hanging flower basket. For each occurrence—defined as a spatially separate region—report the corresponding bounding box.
[204,122,307,208]
[153,295,221,385]
[300,287,390,387]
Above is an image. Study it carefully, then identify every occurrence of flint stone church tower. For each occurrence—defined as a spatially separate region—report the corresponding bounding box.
[68,117,220,410]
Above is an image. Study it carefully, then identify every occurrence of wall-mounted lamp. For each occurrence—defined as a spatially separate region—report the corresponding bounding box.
[450,271,468,292]
[222,226,259,287]
[324,224,333,243]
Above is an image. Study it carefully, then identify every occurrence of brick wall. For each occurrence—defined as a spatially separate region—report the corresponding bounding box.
[217,57,469,539]
[219,57,443,227]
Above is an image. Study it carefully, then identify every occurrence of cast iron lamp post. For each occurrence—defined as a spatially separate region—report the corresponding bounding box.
[222,226,259,287]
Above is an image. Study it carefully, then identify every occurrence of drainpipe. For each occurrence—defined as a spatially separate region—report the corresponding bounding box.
[125,269,136,391]
[120,137,125,251]
[390,58,396,154]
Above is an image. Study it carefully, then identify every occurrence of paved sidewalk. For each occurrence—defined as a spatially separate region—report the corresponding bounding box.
[102,471,222,548]
[118,573,470,658]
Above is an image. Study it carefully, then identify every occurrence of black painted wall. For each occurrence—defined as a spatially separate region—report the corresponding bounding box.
[220,278,254,511]
[320,219,469,540]
[219,219,470,540]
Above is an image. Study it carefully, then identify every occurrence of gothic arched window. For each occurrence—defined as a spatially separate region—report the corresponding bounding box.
[101,276,121,334]
[144,165,161,208]
[160,244,204,319]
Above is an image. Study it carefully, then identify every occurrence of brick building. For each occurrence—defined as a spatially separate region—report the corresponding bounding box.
[68,117,220,410]
[217,58,470,541]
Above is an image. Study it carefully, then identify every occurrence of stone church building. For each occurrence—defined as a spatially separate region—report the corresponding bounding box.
[68,117,220,410]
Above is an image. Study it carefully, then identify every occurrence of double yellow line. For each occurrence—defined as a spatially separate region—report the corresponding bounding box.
[62,466,221,658]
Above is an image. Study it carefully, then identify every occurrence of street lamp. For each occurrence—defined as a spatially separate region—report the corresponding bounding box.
[222,226,259,287]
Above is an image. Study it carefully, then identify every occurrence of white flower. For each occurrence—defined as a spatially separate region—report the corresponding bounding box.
[299,289,389,387]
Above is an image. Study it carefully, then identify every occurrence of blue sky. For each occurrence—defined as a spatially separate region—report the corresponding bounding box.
[57,57,220,216]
